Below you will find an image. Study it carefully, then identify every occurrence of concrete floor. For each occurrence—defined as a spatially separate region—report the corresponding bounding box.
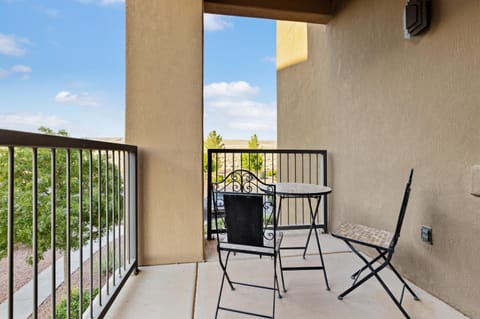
[106,231,469,319]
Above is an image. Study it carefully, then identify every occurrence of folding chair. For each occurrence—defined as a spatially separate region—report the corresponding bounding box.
[332,169,419,319]
[212,169,285,319]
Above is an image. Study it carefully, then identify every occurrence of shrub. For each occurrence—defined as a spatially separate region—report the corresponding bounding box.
[52,288,99,319]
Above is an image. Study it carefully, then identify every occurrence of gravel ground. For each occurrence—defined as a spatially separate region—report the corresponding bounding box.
[0,246,62,304]
[1,238,126,319]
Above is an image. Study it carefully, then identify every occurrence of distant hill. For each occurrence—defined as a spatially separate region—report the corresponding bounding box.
[223,139,276,149]
[90,137,124,144]
[210,140,277,173]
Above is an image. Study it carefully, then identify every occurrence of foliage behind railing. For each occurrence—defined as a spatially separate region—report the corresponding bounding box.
[206,148,328,239]
[0,129,138,319]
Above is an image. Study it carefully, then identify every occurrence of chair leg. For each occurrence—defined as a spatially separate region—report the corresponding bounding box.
[216,249,281,319]
[375,249,419,301]
[372,268,412,319]
[274,253,282,299]
[272,254,279,319]
[338,266,379,300]
[218,251,235,290]
[338,242,389,299]
[215,251,235,319]
[272,282,276,319]
[351,251,386,280]
[339,242,413,319]
[277,250,287,292]
[215,268,226,319]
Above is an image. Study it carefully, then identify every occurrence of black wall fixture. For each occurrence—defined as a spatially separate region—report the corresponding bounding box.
[404,0,431,38]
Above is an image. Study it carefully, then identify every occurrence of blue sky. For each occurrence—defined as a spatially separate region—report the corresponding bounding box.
[0,1,276,140]
[204,14,276,140]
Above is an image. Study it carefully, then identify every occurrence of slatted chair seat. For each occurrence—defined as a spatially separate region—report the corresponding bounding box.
[334,223,394,249]
[219,231,284,255]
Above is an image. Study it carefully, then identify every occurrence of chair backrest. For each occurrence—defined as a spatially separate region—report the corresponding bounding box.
[223,193,264,246]
[389,169,414,250]
[211,169,276,247]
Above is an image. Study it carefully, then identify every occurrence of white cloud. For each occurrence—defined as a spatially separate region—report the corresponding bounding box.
[204,80,276,137]
[208,99,276,130]
[11,65,31,73]
[204,14,232,32]
[55,91,99,107]
[0,112,69,131]
[0,33,29,56]
[77,0,124,5]
[0,65,32,79]
[204,81,259,99]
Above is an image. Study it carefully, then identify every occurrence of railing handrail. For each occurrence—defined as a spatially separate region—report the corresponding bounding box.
[209,148,327,155]
[0,129,137,152]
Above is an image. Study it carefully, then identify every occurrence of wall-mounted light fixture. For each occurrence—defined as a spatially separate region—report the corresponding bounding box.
[404,0,431,39]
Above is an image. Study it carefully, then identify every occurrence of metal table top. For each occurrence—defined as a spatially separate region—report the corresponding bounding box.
[274,182,332,197]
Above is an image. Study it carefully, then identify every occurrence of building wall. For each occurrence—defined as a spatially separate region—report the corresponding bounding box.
[276,21,308,70]
[125,0,204,265]
[277,1,480,317]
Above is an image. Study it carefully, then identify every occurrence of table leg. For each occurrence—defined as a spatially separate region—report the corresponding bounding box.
[303,197,321,258]
[308,196,330,290]
[276,196,284,227]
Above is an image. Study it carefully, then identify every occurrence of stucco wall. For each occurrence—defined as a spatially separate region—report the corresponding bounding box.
[277,21,308,70]
[277,1,480,317]
[125,0,204,265]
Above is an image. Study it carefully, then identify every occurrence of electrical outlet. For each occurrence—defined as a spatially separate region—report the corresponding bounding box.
[421,226,432,244]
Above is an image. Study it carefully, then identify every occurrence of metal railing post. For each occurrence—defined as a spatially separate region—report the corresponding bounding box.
[207,149,213,240]
[128,151,138,274]
[51,149,56,319]
[8,147,14,319]
[322,151,328,233]
[32,148,38,319]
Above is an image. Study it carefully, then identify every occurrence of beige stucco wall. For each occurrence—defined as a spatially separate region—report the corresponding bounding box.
[125,0,204,265]
[277,21,308,70]
[277,0,480,317]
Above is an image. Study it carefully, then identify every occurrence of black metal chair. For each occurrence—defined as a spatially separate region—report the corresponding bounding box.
[212,169,285,319]
[332,169,419,319]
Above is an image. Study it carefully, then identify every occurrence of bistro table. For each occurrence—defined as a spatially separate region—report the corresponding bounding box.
[274,182,332,290]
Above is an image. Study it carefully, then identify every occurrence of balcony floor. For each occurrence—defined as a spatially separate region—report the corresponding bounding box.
[105,231,469,319]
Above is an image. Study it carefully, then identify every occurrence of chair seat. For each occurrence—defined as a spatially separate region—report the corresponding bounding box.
[219,230,283,255]
[333,223,393,249]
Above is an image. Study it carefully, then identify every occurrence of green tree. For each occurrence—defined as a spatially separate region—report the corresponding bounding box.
[204,130,225,150]
[241,134,263,172]
[0,128,122,279]
[203,130,225,173]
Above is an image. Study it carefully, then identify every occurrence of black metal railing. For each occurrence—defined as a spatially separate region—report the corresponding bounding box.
[206,149,328,240]
[0,129,138,319]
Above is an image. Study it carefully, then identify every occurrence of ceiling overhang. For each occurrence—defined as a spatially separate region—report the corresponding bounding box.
[204,0,332,24]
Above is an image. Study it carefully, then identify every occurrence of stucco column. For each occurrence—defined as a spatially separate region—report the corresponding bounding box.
[126,0,204,265]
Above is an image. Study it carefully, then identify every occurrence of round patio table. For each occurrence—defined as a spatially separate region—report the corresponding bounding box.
[274,182,332,291]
